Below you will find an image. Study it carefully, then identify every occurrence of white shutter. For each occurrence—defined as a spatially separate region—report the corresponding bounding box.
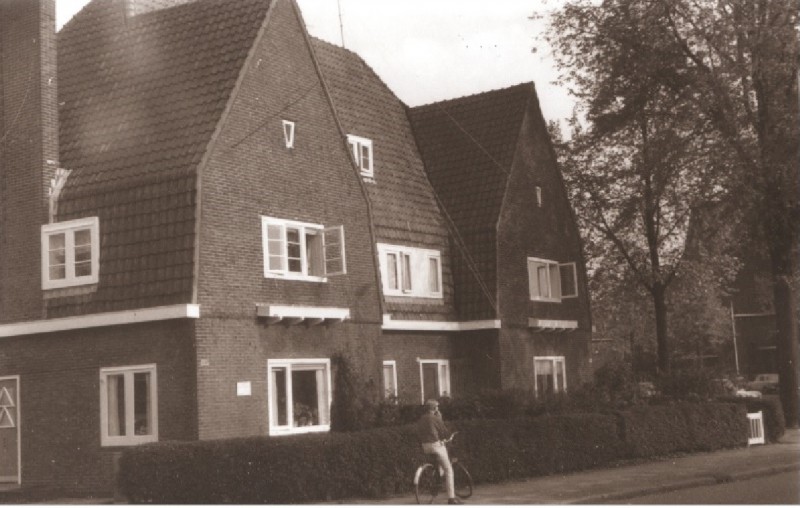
[559,262,578,298]
[549,262,562,300]
[323,225,347,276]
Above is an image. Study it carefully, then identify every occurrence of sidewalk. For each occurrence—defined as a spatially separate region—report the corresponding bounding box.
[4,430,799,504]
[332,428,800,505]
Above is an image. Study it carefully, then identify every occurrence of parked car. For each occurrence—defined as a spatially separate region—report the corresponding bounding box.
[747,373,779,394]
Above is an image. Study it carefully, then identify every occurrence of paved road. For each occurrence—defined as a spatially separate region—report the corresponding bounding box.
[608,471,800,505]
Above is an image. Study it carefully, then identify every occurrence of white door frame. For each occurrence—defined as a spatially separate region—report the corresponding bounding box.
[0,375,21,484]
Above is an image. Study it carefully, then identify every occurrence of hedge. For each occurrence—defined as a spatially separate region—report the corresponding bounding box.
[119,414,622,503]
[618,402,748,457]
[717,395,785,443]
[119,403,749,503]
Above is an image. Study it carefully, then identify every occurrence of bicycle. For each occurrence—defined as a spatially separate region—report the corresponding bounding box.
[413,432,473,504]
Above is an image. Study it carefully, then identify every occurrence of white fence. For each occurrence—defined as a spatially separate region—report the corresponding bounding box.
[747,411,765,445]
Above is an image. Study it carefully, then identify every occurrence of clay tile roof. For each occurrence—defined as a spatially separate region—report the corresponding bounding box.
[51,0,270,316]
[310,37,448,247]
[408,84,533,319]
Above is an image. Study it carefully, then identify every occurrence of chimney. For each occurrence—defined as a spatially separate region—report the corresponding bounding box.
[123,0,195,18]
[0,0,59,322]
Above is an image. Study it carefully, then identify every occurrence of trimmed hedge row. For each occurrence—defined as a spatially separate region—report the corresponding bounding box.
[119,403,748,503]
[717,395,785,442]
[618,402,748,457]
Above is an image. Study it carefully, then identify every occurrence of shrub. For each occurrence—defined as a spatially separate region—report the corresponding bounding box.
[330,353,378,431]
[618,402,748,457]
[717,395,785,442]
[656,368,719,401]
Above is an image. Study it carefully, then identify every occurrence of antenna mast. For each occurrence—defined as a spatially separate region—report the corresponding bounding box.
[337,0,345,48]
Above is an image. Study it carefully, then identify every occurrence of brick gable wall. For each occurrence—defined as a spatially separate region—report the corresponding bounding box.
[496,92,592,390]
[193,0,383,439]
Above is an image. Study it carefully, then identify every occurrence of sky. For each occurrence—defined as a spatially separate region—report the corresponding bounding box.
[55,0,574,123]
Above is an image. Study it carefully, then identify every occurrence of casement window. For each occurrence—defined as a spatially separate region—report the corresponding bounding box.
[41,217,100,290]
[282,120,295,149]
[419,360,450,403]
[347,134,373,177]
[533,356,566,396]
[262,216,346,281]
[268,359,331,435]
[527,257,578,302]
[382,361,398,398]
[559,262,578,298]
[377,243,443,298]
[99,365,158,447]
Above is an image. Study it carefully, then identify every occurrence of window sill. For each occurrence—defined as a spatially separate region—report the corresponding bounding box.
[269,424,330,436]
[101,435,158,447]
[530,297,562,303]
[384,291,443,299]
[264,273,328,283]
[42,276,99,291]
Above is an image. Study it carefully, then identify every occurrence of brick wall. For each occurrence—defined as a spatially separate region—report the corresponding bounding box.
[381,330,499,403]
[0,320,197,493]
[496,89,592,390]
[194,0,383,439]
[0,0,59,323]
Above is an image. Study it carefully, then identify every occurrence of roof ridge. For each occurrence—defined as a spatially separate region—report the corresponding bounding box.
[411,82,534,110]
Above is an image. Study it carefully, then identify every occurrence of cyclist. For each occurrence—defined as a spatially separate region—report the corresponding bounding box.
[416,399,463,505]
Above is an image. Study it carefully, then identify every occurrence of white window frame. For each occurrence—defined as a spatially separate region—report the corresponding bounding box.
[41,217,100,290]
[559,262,578,299]
[528,257,567,302]
[282,120,295,149]
[382,360,398,398]
[533,356,567,396]
[347,134,374,177]
[418,359,450,403]
[99,364,158,447]
[261,216,346,281]
[267,359,332,436]
[535,186,543,207]
[377,243,443,299]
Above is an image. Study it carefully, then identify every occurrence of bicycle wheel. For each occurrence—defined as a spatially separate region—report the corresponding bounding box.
[453,461,473,499]
[414,463,441,504]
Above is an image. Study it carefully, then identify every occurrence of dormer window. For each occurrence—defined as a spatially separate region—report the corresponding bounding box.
[41,217,100,290]
[347,135,373,177]
[282,120,295,149]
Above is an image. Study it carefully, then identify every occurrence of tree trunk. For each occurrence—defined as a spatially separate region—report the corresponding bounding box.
[653,283,670,374]
[771,250,799,428]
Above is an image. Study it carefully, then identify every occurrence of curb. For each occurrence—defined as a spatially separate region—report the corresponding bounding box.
[569,463,800,504]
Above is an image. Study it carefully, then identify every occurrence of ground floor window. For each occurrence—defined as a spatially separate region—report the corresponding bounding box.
[419,359,450,403]
[533,356,566,396]
[268,359,331,435]
[99,364,158,446]
[383,361,398,398]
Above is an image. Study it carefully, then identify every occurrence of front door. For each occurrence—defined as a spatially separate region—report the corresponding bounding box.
[0,376,20,483]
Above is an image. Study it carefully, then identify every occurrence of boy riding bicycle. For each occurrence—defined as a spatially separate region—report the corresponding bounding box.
[415,399,463,505]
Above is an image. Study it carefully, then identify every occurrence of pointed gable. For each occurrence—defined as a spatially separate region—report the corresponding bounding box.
[51,0,271,316]
[408,84,532,319]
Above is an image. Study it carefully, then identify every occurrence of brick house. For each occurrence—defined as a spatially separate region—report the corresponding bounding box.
[0,0,591,493]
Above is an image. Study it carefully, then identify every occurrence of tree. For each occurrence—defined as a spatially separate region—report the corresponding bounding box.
[657,0,799,427]
[548,1,733,373]
[549,0,799,425]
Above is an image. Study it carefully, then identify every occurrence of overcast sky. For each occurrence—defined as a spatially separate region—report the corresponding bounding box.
[56,0,574,122]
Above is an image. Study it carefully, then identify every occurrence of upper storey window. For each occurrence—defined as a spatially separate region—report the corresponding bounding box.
[282,120,295,149]
[527,257,578,302]
[347,135,373,178]
[262,216,346,281]
[377,243,442,298]
[41,217,100,290]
